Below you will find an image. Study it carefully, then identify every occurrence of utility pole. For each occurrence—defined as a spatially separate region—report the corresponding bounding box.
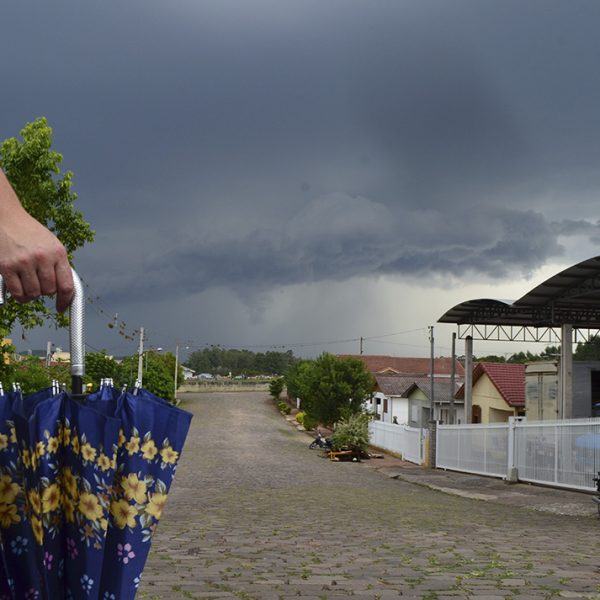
[429,326,435,421]
[450,331,456,424]
[46,341,53,367]
[360,337,363,355]
[427,326,437,469]
[137,327,145,386]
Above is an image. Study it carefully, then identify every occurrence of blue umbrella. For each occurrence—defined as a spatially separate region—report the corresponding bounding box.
[0,271,192,599]
[87,382,192,599]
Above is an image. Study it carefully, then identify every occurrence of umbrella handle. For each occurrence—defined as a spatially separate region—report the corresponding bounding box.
[70,269,85,395]
[0,268,86,395]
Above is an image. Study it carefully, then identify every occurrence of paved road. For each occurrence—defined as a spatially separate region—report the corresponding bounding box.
[138,392,600,600]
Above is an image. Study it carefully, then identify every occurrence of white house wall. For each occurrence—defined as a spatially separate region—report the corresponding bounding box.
[371,392,409,424]
[389,396,409,424]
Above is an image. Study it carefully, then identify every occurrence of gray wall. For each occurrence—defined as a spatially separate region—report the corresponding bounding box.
[573,361,600,418]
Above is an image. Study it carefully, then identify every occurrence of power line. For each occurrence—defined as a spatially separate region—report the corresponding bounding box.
[66,279,462,356]
[363,327,428,341]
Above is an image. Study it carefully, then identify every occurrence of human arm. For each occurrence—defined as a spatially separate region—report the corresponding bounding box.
[0,169,73,312]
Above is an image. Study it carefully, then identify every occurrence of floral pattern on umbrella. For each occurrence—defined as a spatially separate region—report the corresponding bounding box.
[0,389,122,600]
[88,388,192,600]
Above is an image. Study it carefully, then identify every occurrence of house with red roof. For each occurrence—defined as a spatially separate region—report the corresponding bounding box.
[455,363,526,424]
[339,354,464,377]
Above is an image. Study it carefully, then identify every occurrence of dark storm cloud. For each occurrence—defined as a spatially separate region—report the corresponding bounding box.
[3,0,600,310]
[87,193,570,304]
[551,220,598,236]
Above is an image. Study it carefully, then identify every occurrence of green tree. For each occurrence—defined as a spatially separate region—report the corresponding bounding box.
[185,346,297,377]
[540,345,561,359]
[507,350,538,364]
[10,355,70,395]
[574,336,600,361]
[84,351,121,387]
[283,359,313,403]
[474,354,506,363]
[0,117,94,345]
[476,346,560,365]
[120,350,182,403]
[269,377,285,400]
[288,353,374,426]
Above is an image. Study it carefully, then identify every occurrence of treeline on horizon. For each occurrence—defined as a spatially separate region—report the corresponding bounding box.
[184,347,298,377]
[475,337,600,364]
[184,337,600,378]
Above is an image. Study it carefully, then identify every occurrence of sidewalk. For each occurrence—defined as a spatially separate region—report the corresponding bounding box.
[363,451,598,518]
[296,416,599,519]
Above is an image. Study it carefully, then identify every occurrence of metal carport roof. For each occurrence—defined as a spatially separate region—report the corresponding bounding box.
[438,256,600,328]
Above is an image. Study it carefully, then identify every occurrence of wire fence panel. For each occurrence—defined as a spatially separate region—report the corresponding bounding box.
[369,421,425,465]
[437,423,509,478]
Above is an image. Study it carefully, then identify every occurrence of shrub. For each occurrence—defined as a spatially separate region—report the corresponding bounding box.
[295,411,305,426]
[269,377,285,400]
[302,414,319,431]
[284,353,374,426]
[331,413,371,453]
[277,401,291,415]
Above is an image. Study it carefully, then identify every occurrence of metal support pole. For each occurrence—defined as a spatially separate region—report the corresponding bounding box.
[450,332,456,424]
[427,326,437,468]
[464,336,473,424]
[560,324,573,419]
[506,416,518,482]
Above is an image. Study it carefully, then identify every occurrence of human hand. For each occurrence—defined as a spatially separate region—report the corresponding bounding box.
[0,172,74,312]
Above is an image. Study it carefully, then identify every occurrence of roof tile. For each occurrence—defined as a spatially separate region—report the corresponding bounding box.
[456,362,525,407]
[339,354,464,376]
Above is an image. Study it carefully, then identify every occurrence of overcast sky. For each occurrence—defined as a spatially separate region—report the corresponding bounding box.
[3,0,600,361]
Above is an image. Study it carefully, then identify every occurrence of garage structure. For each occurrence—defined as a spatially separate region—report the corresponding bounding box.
[438,256,600,422]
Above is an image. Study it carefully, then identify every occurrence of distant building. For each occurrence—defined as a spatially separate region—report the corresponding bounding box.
[51,348,71,363]
[181,366,196,380]
[525,360,600,420]
[339,354,464,377]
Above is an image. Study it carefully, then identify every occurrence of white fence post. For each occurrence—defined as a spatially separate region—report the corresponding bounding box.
[554,424,559,485]
[506,416,518,482]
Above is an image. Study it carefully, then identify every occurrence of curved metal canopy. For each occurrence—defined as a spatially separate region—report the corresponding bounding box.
[438,256,600,328]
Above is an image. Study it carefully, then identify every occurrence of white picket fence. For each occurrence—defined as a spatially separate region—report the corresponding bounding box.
[369,421,426,465]
[437,417,600,492]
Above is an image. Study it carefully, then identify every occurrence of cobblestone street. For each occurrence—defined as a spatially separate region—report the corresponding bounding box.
[138,392,600,600]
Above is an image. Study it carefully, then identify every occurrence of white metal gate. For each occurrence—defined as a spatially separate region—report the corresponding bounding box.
[437,417,600,492]
[436,423,509,478]
[369,421,425,465]
[514,418,600,491]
